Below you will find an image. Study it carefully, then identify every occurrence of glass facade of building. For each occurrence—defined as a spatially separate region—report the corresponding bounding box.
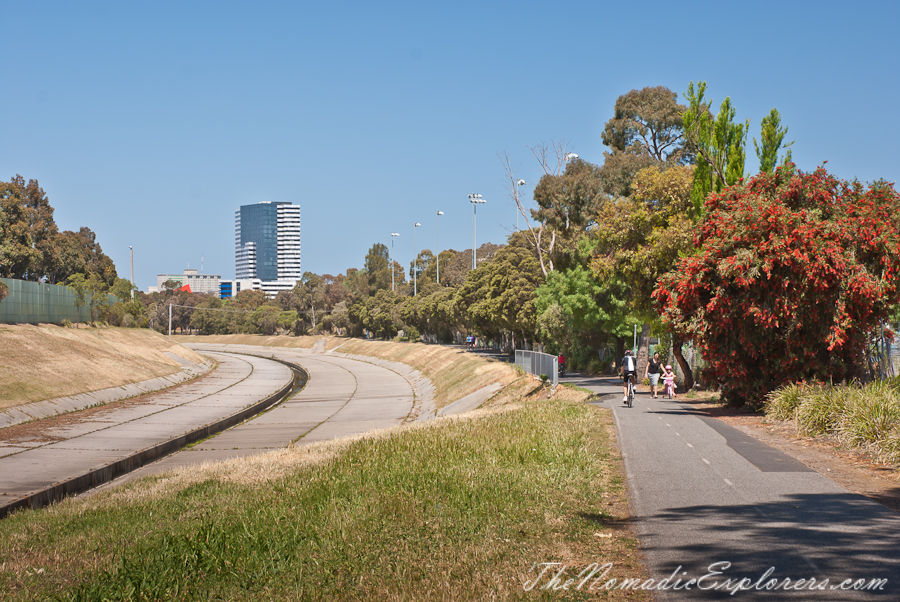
[234,201,301,292]
[237,203,280,282]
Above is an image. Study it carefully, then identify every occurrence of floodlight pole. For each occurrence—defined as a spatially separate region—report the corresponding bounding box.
[414,222,421,295]
[436,211,444,284]
[391,232,400,292]
[129,246,134,300]
[168,303,172,338]
[468,193,486,270]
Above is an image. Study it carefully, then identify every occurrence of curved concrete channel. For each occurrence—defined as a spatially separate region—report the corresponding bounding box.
[0,352,301,518]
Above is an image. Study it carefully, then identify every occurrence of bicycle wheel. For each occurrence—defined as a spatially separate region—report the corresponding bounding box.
[627,379,634,407]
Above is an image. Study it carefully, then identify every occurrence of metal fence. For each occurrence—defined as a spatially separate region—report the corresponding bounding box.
[0,277,119,324]
[515,350,558,388]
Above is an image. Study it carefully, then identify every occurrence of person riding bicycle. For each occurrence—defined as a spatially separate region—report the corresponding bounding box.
[620,349,637,404]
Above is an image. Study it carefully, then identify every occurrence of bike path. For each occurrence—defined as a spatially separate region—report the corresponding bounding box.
[0,352,291,511]
[599,383,900,600]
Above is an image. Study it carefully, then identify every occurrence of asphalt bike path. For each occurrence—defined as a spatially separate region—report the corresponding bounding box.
[572,373,900,600]
[0,352,290,511]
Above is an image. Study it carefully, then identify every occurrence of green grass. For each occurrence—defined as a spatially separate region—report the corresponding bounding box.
[0,399,648,601]
[765,377,900,464]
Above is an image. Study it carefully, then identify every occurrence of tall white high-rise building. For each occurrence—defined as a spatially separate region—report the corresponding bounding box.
[235,201,301,295]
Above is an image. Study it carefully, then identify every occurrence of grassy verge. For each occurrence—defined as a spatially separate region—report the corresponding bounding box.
[0,391,649,601]
[765,377,900,465]
[0,325,207,408]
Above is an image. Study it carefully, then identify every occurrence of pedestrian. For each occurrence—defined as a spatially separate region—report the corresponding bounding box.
[645,352,662,399]
[662,365,677,399]
[620,349,637,404]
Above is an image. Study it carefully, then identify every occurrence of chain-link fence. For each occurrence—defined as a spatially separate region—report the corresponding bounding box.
[515,350,558,388]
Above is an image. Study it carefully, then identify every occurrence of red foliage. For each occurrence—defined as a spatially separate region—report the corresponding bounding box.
[653,165,900,406]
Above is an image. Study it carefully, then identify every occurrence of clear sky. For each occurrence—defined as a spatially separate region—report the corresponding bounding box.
[3,0,898,291]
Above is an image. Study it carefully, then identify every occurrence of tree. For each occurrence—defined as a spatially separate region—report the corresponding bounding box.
[599,86,689,197]
[590,164,697,384]
[66,273,108,326]
[0,281,9,304]
[654,165,900,407]
[294,272,326,332]
[109,277,135,301]
[681,81,749,217]
[364,243,391,293]
[456,239,544,348]
[535,258,632,367]
[0,179,40,279]
[754,108,793,173]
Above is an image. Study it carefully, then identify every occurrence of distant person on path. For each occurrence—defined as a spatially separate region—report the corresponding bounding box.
[662,365,677,399]
[558,353,566,376]
[645,352,662,399]
[620,349,637,404]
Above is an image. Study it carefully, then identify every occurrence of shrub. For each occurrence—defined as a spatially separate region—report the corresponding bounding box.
[656,166,900,407]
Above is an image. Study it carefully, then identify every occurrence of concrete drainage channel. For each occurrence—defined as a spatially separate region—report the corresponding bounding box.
[0,356,308,519]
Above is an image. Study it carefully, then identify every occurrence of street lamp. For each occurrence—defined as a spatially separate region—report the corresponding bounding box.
[515,179,526,230]
[468,193,486,270]
[391,232,400,292]
[413,222,421,296]
[436,211,444,285]
[129,246,134,300]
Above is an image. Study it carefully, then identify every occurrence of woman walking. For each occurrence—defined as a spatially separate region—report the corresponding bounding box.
[645,352,662,399]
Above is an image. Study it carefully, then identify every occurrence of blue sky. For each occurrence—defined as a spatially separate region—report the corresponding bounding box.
[3,0,898,291]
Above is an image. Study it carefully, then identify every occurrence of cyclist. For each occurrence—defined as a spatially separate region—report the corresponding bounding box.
[620,349,637,404]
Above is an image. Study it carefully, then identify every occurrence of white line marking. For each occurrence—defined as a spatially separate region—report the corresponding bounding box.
[702,458,711,465]
[724,479,734,486]
[665,423,671,427]
[675,432,681,436]
[686,443,694,448]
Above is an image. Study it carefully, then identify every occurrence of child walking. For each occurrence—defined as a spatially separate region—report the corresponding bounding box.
[662,365,677,399]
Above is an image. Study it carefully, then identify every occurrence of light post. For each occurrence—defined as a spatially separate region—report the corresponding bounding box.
[436,210,444,285]
[515,179,526,230]
[413,222,421,295]
[468,193,486,270]
[129,246,134,300]
[391,232,400,292]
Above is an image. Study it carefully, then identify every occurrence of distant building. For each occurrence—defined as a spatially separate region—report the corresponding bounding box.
[156,268,221,295]
[235,201,301,296]
[219,278,293,299]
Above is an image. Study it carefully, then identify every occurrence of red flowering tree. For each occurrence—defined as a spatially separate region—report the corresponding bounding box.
[654,165,900,407]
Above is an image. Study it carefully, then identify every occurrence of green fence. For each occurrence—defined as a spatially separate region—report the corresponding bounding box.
[0,278,119,324]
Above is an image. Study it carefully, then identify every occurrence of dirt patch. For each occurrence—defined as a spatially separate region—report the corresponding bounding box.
[675,392,900,514]
[0,324,206,408]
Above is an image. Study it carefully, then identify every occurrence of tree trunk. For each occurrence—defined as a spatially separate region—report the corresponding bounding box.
[614,337,626,371]
[672,331,694,390]
[636,323,651,379]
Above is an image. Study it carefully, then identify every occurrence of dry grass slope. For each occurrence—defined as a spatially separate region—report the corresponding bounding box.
[0,324,206,408]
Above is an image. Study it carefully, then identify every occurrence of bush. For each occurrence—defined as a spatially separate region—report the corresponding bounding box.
[656,166,900,407]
